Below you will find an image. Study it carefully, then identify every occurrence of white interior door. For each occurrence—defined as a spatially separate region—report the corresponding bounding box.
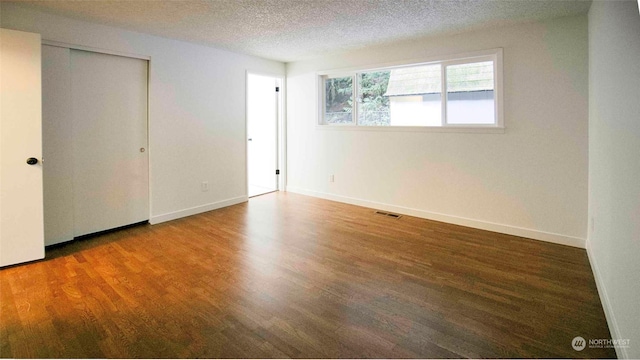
[247,73,278,197]
[70,50,149,237]
[0,29,45,267]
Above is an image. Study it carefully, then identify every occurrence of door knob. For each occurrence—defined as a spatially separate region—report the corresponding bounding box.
[248,138,252,141]
[26,157,38,165]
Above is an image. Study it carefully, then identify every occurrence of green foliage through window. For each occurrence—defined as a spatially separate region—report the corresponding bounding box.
[358,71,391,126]
[324,77,352,124]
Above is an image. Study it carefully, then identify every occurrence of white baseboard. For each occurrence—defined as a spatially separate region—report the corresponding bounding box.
[586,240,627,359]
[286,186,585,248]
[149,196,248,225]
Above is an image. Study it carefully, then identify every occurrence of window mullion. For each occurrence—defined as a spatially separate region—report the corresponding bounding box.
[353,74,358,126]
[441,64,447,126]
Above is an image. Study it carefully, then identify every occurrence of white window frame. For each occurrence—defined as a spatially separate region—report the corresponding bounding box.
[317,48,504,133]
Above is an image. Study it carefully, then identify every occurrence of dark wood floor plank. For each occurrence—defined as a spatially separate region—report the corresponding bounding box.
[0,192,615,358]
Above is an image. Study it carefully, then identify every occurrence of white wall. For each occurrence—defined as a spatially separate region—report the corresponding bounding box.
[0,3,285,224]
[287,16,589,247]
[587,1,640,358]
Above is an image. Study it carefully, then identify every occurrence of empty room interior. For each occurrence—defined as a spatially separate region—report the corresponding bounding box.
[1,0,639,358]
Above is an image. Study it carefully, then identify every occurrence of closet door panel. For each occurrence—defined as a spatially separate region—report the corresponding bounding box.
[42,45,74,245]
[70,50,149,237]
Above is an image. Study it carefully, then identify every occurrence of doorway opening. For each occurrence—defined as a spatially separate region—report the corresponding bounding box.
[247,73,282,198]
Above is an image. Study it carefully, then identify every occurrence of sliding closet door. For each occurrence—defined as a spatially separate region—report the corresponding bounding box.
[70,50,149,237]
[42,45,74,245]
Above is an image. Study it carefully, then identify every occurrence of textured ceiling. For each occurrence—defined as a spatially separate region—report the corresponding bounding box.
[7,0,592,62]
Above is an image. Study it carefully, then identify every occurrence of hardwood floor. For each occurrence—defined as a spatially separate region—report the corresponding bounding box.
[0,192,615,358]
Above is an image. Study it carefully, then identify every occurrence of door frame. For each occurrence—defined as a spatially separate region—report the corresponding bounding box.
[245,71,285,198]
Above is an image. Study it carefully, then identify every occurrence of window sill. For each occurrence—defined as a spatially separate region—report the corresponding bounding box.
[315,125,505,134]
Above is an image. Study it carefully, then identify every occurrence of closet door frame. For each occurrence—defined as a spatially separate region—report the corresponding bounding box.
[42,40,152,244]
[43,40,151,62]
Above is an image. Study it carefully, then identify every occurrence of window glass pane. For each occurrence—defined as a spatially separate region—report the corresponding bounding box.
[357,71,391,126]
[324,76,353,124]
[446,61,495,125]
[366,64,441,126]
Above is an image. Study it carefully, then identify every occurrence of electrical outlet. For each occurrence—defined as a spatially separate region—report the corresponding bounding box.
[329,174,334,183]
[201,181,209,192]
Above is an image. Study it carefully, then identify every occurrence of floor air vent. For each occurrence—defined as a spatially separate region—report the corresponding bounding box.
[375,210,402,219]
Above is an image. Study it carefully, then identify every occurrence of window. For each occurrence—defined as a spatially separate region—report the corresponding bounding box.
[324,75,353,124]
[446,61,494,125]
[318,49,503,129]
